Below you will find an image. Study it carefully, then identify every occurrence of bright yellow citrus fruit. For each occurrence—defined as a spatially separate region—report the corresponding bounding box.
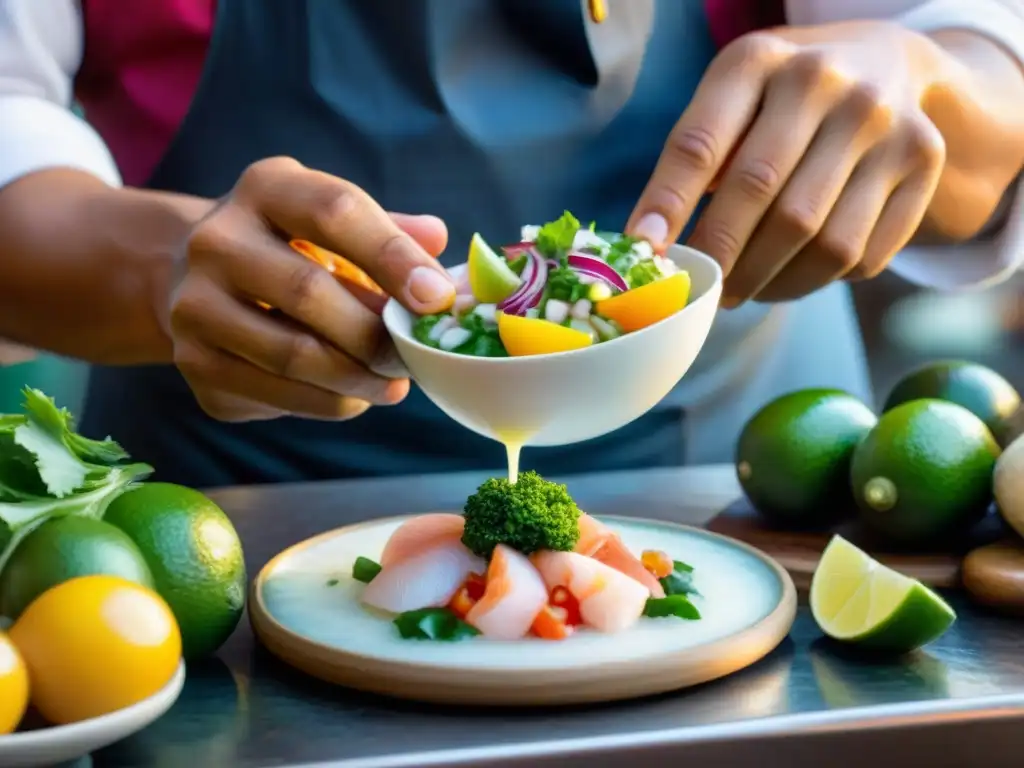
[10,574,182,725]
[595,271,690,332]
[497,313,593,356]
[0,631,28,734]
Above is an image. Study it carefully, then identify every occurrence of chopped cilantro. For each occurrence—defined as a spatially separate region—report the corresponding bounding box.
[626,260,662,289]
[394,608,481,641]
[352,556,382,584]
[644,594,702,620]
[412,314,445,348]
[535,211,581,262]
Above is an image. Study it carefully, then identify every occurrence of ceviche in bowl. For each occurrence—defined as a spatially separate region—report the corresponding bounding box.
[381,211,722,446]
[409,211,695,358]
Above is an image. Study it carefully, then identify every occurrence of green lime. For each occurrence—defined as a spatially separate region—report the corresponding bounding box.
[736,389,877,527]
[851,399,1000,545]
[468,232,521,303]
[104,483,246,660]
[883,361,1020,447]
[810,535,956,653]
[0,516,153,620]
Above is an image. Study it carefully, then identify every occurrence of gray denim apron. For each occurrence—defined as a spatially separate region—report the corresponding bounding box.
[80,0,872,486]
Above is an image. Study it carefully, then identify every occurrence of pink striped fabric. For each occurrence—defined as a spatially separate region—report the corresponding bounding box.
[75,0,781,187]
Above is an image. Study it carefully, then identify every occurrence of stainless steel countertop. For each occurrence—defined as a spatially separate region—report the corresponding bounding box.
[90,466,1024,768]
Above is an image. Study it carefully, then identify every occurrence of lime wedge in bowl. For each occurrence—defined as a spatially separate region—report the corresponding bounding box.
[810,535,956,653]
[468,232,521,303]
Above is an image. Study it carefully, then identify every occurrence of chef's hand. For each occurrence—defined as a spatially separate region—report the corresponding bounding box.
[628,21,947,307]
[168,157,454,422]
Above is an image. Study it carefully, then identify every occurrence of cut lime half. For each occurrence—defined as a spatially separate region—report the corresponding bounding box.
[810,535,956,653]
[468,233,521,303]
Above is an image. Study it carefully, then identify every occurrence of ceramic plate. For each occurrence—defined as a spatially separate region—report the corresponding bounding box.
[250,516,797,706]
[0,661,185,768]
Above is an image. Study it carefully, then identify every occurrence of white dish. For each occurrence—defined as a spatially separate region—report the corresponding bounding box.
[382,244,723,446]
[0,661,185,768]
[250,516,796,706]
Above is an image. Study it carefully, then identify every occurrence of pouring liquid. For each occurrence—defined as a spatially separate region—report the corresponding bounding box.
[494,430,533,484]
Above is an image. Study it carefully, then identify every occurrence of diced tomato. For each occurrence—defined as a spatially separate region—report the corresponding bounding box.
[448,586,477,619]
[465,573,486,601]
[531,605,572,641]
[641,549,674,579]
[549,586,582,626]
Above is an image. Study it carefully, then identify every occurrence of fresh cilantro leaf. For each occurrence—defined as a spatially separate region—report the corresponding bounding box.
[352,556,382,583]
[393,608,481,641]
[535,211,581,261]
[643,594,701,620]
[659,559,700,597]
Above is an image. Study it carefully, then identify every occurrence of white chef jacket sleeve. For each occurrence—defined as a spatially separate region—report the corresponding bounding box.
[0,0,122,190]
[787,0,1024,291]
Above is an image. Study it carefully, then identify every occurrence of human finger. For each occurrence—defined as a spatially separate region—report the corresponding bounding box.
[232,157,455,313]
[627,34,793,249]
[688,52,846,278]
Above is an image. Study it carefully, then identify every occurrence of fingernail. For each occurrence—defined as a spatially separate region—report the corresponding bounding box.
[720,295,740,310]
[632,213,669,246]
[407,266,454,309]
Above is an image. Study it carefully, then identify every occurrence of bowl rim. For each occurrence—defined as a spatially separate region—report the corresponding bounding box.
[382,243,723,365]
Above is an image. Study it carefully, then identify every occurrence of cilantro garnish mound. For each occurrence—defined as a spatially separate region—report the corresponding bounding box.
[461,471,581,558]
[0,388,152,574]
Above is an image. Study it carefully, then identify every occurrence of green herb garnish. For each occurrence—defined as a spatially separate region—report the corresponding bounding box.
[0,388,153,576]
[643,594,701,620]
[412,314,445,348]
[546,266,583,303]
[393,608,481,641]
[626,260,661,289]
[352,556,382,584]
[535,211,581,263]
[659,559,701,598]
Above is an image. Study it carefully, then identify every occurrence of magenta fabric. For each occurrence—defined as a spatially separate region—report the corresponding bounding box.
[75,0,781,187]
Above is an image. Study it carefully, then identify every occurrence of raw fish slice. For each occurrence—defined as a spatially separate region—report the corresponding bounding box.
[379,513,466,568]
[466,545,548,640]
[575,514,665,598]
[532,550,649,633]
[362,543,485,614]
[575,513,611,557]
[592,536,666,598]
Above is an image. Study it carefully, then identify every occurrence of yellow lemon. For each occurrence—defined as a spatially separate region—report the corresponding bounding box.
[0,632,28,734]
[10,575,182,725]
[497,313,593,356]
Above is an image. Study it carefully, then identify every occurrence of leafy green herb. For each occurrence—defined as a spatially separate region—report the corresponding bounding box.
[606,235,641,273]
[412,314,446,348]
[659,559,700,597]
[0,388,152,577]
[626,260,662,289]
[546,266,582,302]
[455,314,507,357]
[352,556,382,584]
[393,608,481,641]
[644,594,701,620]
[535,211,581,262]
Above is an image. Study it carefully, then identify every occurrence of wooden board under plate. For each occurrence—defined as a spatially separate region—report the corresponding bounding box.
[706,498,1008,592]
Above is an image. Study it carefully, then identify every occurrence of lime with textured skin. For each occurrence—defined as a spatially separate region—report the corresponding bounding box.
[0,516,153,621]
[851,399,1000,546]
[811,535,956,653]
[104,483,246,660]
[736,389,877,527]
[883,361,1020,447]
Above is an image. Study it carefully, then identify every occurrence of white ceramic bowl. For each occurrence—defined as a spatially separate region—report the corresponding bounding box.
[382,244,723,446]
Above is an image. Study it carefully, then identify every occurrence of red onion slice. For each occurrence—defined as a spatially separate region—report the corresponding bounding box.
[498,247,548,315]
[567,253,628,292]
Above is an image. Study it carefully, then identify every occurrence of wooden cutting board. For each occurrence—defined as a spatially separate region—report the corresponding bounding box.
[962,540,1024,615]
[706,497,1008,592]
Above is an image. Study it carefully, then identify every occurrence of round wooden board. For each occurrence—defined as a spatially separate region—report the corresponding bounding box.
[249,515,797,707]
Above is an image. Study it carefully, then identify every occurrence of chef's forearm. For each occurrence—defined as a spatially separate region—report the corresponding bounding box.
[917,29,1024,242]
[0,169,212,365]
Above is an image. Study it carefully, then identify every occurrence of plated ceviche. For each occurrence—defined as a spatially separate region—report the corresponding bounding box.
[412,211,692,358]
[352,472,702,642]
